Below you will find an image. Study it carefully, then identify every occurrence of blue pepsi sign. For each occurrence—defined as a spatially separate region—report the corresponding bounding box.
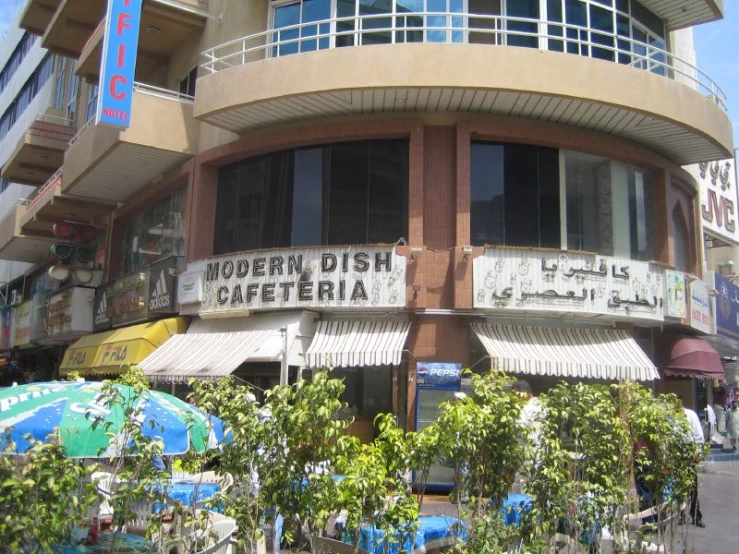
[417,362,462,387]
[715,272,739,340]
[96,0,143,129]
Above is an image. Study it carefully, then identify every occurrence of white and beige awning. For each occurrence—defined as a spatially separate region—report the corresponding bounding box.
[140,312,316,382]
[305,319,411,369]
[471,324,658,381]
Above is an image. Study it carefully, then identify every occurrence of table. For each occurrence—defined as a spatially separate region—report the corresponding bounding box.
[358,515,465,554]
[53,531,155,553]
[500,493,533,527]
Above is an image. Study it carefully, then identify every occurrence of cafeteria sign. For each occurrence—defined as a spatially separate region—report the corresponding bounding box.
[183,246,406,314]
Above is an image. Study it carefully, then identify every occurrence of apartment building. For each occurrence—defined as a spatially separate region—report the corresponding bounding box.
[0,0,733,436]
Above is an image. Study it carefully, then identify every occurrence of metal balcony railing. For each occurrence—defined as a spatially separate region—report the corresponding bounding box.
[22,167,62,212]
[201,13,727,112]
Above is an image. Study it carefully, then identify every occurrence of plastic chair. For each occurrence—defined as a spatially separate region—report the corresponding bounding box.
[170,516,238,554]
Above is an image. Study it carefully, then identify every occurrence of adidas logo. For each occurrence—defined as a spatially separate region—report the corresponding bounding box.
[94,293,110,325]
[149,270,171,310]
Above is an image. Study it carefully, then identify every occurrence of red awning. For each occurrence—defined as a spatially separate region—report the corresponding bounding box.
[661,334,724,379]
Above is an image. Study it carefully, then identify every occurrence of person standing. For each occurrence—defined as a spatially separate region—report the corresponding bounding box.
[727,401,739,452]
[680,402,705,527]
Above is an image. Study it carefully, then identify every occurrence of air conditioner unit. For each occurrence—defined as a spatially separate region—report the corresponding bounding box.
[9,290,22,306]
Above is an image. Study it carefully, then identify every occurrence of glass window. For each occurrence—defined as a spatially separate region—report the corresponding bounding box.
[86,84,98,122]
[470,142,559,248]
[273,0,331,55]
[179,67,198,97]
[672,205,690,272]
[563,150,655,260]
[507,0,539,48]
[214,140,409,254]
[120,189,186,274]
[67,61,78,122]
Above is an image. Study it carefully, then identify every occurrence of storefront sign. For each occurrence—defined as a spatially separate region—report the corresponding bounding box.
[45,287,95,339]
[689,158,739,245]
[29,292,49,342]
[11,301,32,347]
[417,362,462,387]
[183,246,406,314]
[93,285,113,332]
[0,307,11,350]
[96,0,143,129]
[148,257,177,313]
[177,270,202,305]
[715,272,739,339]
[665,270,686,319]
[473,249,665,322]
[111,270,150,327]
[689,278,714,334]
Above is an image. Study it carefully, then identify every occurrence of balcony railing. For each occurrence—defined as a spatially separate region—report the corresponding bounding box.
[22,167,62,213]
[201,13,727,112]
[67,82,194,146]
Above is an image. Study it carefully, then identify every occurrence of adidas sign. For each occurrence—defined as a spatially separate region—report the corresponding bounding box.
[94,293,110,325]
[149,270,171,310]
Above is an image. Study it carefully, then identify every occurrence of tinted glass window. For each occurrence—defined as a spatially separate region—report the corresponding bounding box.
[215,140,409,254]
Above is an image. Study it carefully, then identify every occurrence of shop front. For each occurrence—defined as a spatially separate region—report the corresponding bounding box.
[139,245,410,439]
[704,272,739,408]
[60,257,187,379]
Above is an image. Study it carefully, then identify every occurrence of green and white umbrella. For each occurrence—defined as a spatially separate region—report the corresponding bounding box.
[0,381,227,458]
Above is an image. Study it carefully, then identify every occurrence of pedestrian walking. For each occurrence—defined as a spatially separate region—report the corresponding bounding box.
[727,401,739,451]
[679,400,705,528]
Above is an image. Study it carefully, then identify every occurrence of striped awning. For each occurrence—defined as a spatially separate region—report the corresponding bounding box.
[139,329,274,382]
[306,319,411,368]
[471,324,659,381]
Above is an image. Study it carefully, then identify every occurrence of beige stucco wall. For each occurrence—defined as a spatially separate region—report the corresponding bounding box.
[194,43,734,160]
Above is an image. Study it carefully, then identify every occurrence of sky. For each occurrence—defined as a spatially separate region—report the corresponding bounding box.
[0,0,735,150]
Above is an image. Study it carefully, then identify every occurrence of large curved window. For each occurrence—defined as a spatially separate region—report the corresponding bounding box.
[470,143,656,261]
[214,140,409,254]
[271,0,665,70]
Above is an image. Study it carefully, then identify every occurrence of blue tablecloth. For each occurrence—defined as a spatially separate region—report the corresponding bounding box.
[53,531,154,553]
[151,479,221,512]
[501,493,533,527]
[358,515,464,554]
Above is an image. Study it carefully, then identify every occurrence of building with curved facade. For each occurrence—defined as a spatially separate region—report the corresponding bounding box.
[0,0,734,436]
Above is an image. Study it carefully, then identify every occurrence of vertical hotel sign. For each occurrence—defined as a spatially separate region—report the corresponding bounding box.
[95,0,143,129]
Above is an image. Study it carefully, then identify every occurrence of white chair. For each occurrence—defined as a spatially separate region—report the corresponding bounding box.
[172,516,238,554]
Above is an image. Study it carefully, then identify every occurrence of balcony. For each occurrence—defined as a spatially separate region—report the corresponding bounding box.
[19,169,116,238]
[19,0,62,36]
[197,13,733,165]
[1,114,75,186]
[0,204,55,263]
[62,83,197,202]
[76,1,207,84]
[41,0,106,57]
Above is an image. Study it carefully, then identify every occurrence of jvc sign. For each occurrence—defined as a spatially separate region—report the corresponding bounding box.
[96,0,143,129]
[691,158,739,245]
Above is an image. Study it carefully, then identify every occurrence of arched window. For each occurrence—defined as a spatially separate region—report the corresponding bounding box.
[672,203,691,272]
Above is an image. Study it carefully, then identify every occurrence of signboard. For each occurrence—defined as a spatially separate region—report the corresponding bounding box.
[96,0,143,129]
[715,272,739,340]
[29,291,49,343]
[11,301,32,347]
[45,287,95,339]
[665,270,686,319]
[688,158,739,245]
[688,278,714,334]
[182,246,406,315]
[473,249,665,322]
[417,362,462,387]
[178,270,202,305]
[148,257,177,313]
[93,285,113,332]
[110,270,149,327]
[0,307,11,350]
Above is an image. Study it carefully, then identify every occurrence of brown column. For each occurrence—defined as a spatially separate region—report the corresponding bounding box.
[654,169,669,265]
[188,159,219,261]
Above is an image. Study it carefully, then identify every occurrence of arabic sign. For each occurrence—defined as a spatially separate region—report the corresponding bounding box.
[417,362,462,387]
[45,287,95,339]
[0,307,11,350]
[11,301,32,347]
[181,246,406,315]
[687,158,739,245]
[473,249,665,322]
[29,291,49,343]
[178,270,202,305]
[689,278,714,334]
[110,270,150,327]
[665,270,686,319]
[96,0,143,129]
[715,272,739,339]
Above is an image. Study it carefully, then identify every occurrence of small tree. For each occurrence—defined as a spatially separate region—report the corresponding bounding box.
[0,436,98,553]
